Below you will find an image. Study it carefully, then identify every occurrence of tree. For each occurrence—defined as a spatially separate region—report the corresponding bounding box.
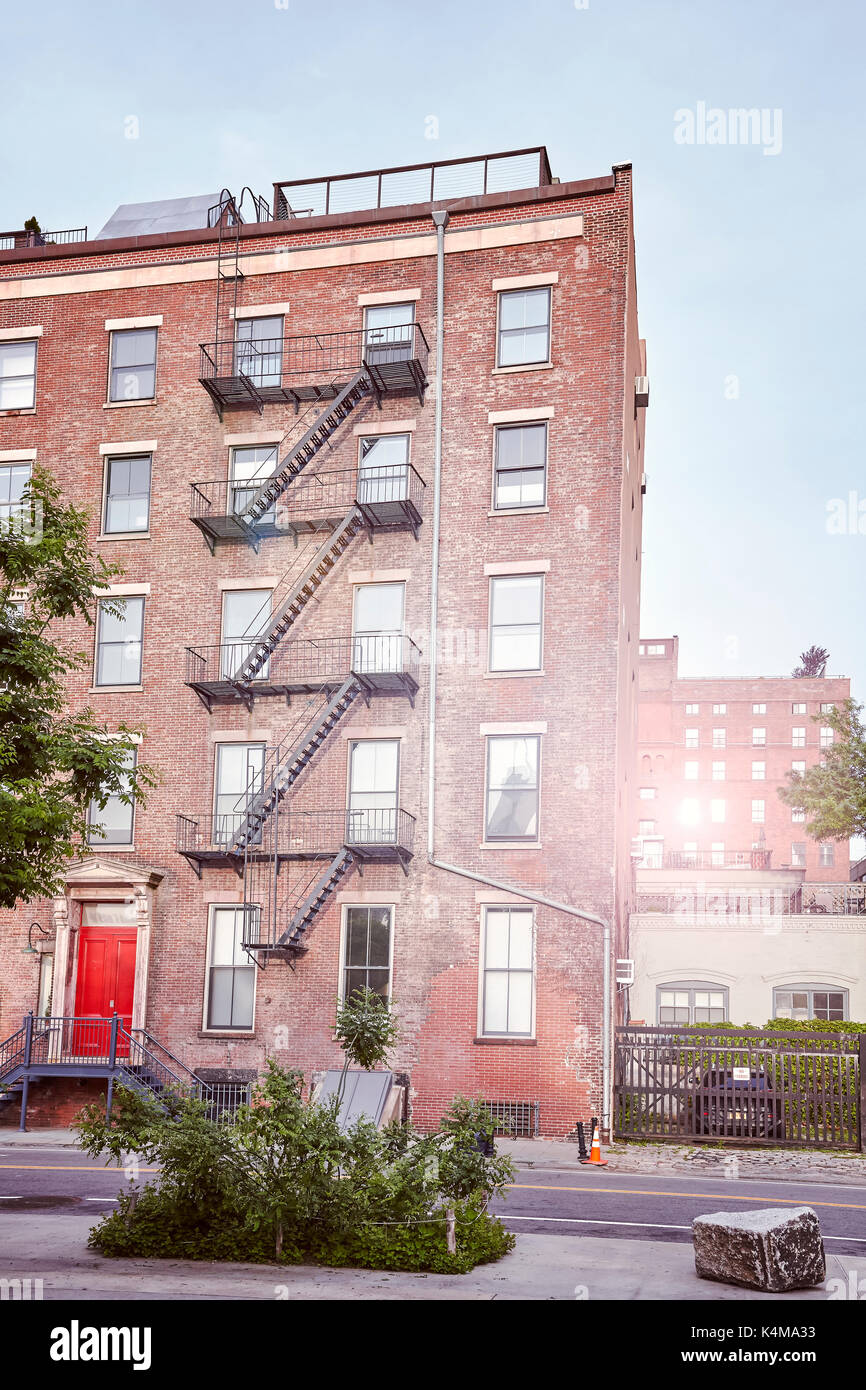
[0,468,153,907]
[792,645,830,678]
[333,986,399,1104]
[778,699,866,841]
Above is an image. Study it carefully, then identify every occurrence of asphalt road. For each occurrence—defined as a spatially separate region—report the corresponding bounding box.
[2,1148,866,1256]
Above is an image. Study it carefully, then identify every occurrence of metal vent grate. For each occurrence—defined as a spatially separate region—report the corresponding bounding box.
[483,1099,539,1138]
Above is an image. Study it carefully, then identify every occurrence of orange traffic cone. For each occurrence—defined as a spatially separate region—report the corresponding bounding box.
[580,1121,608,1166]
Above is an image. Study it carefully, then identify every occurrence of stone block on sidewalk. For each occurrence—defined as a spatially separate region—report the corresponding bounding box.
[693,1206,825,1292]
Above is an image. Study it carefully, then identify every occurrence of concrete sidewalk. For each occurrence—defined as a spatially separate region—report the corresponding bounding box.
[0,1211,862,1300]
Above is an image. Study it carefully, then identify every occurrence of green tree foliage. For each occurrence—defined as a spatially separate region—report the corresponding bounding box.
[777,698,866,841]
[0,468,153,906]
[792,645,830,678]
[75,1063,516,1273]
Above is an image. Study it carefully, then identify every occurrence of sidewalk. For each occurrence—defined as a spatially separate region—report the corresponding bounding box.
[0,1211,862,1300]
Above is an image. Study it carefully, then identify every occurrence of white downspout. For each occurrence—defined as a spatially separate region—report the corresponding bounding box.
[424,208,614,1138]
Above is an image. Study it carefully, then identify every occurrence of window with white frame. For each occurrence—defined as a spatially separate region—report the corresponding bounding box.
[791,760,806,776]
[496,287,551,367]
[712,728,726,749]
[680,797,700,826]
[638,819,656,836]
[205,906,256,1031]
[792,727,806,748]
[658,982,727,1025]
[0,339,38,410]
[774,986,846,1022]
[103,454,151,534]
[229,445,278,519]
[792,808,805,823]
[644,643,666,655]
[342,906,393,1001]
[711,761,726,781]
[95,596,144,686]
[353,581,404,674]
[683,761,699,781]
[710,842,725,867]
[820,726,834,749]
[348,739,400,844]
[87,747,136,846]
[221,589,271,679]
[710,799,726,823]
[684,728,699,749]
[108,328,157,401]
[488,574,543,672]
[684,703,699,715]
[638,786,656,800]
[791,842,806,867]
[819,843,835,867]
[712,703,727,716]
[485,735,540,841]
[752,761,766,780]
[358,432,411,506]
[493,422,547,509]
[752,727,766,746]
[792,702,806,715]
[480,906,534,1037]
[0,461,31,523]
[752,703,767,714]
[820,703,835,714]
[363,303,415,365]
[213,742,265,843]
[234,316,283,387]
[752,799,765,823]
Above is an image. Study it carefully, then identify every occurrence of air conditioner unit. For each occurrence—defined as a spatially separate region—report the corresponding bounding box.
[634,376,650,407]
[616,959,635,986]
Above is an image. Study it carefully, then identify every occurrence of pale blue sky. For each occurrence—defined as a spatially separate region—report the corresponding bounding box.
[2,0,863,695]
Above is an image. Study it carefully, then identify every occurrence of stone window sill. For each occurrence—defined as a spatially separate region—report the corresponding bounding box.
[197,1031,256,1040]
[488,507,549,518]
[479,841,543,851]
[473,1036,537,1046]
[96,532,151,542]
[89,685,144,694]
[0,407,36,417]
[484,670,545,680]
[104,399,157,409]
[492,362,553,376]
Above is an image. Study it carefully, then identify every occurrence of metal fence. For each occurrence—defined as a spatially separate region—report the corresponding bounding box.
[614,1025,864,1149]
[482,1099,540,1138]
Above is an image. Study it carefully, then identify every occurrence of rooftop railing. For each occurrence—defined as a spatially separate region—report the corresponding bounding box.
[0,227,88,250]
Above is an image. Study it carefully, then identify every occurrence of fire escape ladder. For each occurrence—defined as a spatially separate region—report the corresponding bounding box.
[239,368,375,524]
[209,192,263,418]
[279,848,357,952]
[230,506,365,684]
[230,676,364,850]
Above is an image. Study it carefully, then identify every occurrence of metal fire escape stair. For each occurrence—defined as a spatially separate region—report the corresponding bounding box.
[278,848,357,953]
[240,369,376,526]
[231,506,366,684]
[230,676,366,851]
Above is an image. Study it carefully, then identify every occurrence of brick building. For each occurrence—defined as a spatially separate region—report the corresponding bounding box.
[633,636,851,882]
[0,148,647,1133]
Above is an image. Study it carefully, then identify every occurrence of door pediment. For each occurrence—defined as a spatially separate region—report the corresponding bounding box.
[64,856,163,890]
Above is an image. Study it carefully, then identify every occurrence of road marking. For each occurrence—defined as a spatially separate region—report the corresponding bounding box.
[85,1197,118,1202]
[0,1164,158,1172]
[0,1196,21,1200]
[509,1182,866,1211]
[500,1214,866,1242]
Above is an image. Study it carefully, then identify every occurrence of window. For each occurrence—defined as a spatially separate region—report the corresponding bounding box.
[792,727,806,748]
[712,703,727,716]
[751,761,766,780]
[792,703,806,715]
[363,303,415,366]
[681,841,698,865]
[480,906,534,1036]
[791,842,806,867]
[0,461,31,524]
[234,316,283,387]
[751,799,765,824]
[87,748,136,846]
[0,339,37,410]
[358,432,411,506]
[488,574,543,672]
[485,735,540,841]
[684,728,699,749]
[214,743,264,843]
[710,799,726,824]
[791,760,806,776]
[752,703,766,715]
[710,842,725,867]
[712,728,726,749]
[683,761,699,781]
[819,843,835,867]
[658,983,727,1025]
[752,727,766,746]
[205,907,255,1031]
[496,287,551,367]
[644,643,666,656]
[820,726,834,749]
[353,582,404,674]
[493,423,547,510]
[792,809,805,823]
[95,596,144,686]
[711,761,726,781]
[684,703,699,715]
[348,739,400,844]
[229,445,277,519]
[108,328,157,401]
[103,454,151,534]
[773,987,847,1022]
[638,819,656,836]
[221,589,271,679]
[820,703,835,714]
[638,787,656,800]
[680,798,699,826]
[342,906,393,1001]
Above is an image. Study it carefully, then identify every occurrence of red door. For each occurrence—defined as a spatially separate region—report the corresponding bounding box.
[73,926,137,1057]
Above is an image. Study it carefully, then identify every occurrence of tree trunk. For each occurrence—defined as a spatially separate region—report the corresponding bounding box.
[276,1220,283,1259]
[446,1209,456,1255]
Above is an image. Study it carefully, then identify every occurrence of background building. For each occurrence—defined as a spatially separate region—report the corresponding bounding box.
[0,148,647,1133]
[634,636,851,882]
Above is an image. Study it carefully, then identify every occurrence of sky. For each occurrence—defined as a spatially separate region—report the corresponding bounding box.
[2,0,864,695]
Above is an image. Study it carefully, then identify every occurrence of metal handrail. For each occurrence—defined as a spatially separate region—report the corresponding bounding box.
[190,463,425,527]
[177,806,416,858]
[184,633,422,689]
[199,323,429,385]
[0,227,88,250]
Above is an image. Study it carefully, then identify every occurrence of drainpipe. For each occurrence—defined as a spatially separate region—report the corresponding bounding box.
[424,209,614,1137]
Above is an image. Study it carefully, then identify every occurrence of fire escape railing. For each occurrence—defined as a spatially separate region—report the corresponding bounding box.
[185,633,421,696]
[177,807,415,862]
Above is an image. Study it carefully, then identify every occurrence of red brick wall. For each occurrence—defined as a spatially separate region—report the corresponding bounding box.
[0,167,644,1135]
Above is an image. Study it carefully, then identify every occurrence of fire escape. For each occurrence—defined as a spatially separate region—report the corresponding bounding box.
[179,193,427,963]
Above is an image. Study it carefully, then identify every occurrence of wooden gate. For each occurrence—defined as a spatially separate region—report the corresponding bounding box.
[614,1026,864,1149]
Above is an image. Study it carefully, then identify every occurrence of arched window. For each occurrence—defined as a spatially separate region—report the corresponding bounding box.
[657,981,728,1025]
[773,986,847,1022]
